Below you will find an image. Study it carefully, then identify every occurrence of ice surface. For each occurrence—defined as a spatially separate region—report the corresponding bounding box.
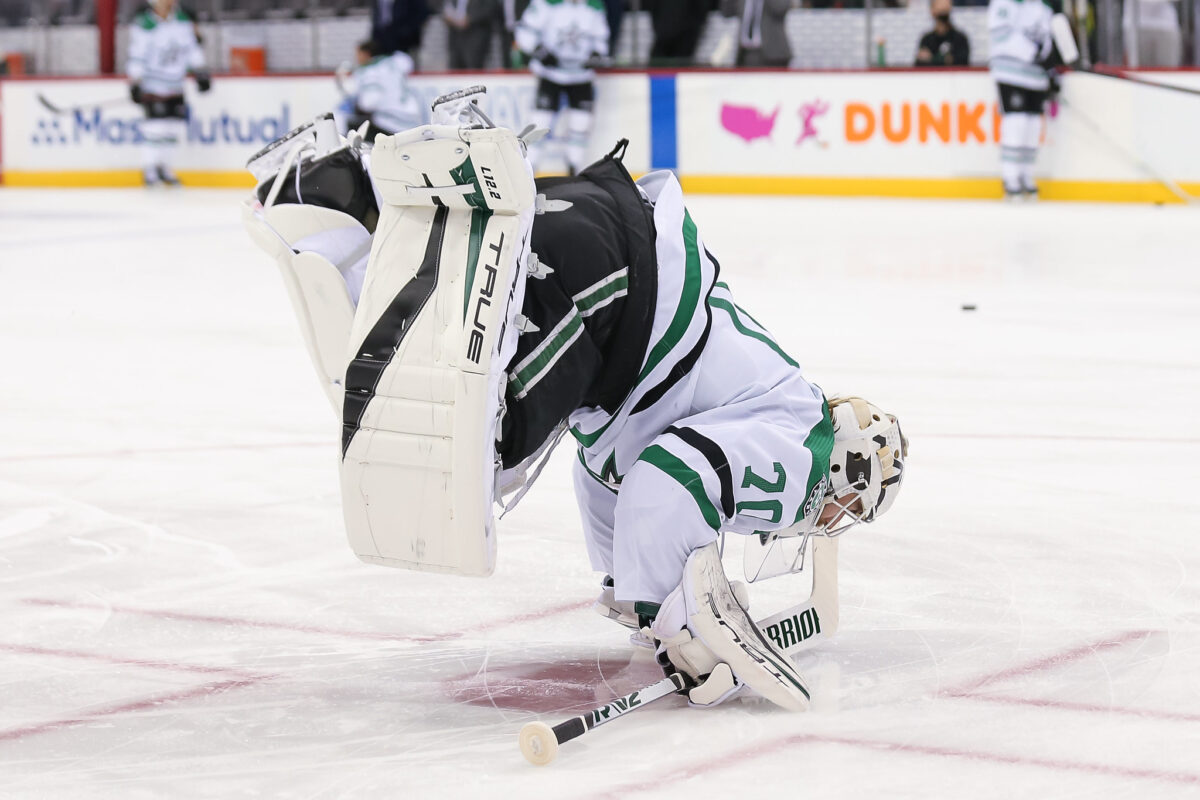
[1,188,1198,798]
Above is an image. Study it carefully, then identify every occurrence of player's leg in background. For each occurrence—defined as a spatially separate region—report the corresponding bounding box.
[997,83,1027,200]
[528,78,560,173]
[1019,91,1048,199]
[140,95,188,186]
[562,83,596,177]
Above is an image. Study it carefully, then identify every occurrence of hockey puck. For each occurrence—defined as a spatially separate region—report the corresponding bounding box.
[519,721,559,766]
[961,304,977,311]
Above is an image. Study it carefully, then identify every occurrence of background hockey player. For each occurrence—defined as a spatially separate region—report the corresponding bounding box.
[126,0,210,187]
[514,0,610,175]
[987,0,1064,200]
[242,99,907,713]
[339,40,423,141]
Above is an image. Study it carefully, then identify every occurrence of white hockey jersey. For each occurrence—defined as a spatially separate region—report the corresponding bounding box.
[126,5,206,97]
[987,0,1054,90]
[354,52,423,134]
[515,0,610,86]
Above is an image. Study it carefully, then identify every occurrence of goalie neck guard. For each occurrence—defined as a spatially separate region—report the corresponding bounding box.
[820,397,908,535]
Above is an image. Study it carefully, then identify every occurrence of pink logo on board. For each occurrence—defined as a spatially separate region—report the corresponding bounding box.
[720,103,779,142]
[797,100,830,145]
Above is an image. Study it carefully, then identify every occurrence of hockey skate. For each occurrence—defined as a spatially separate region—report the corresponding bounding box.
[652,542,810,711]
[340,87,537,576]
[242,113,378,412]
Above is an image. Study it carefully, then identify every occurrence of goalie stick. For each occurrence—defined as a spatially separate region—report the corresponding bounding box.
[519,673,688,765]
[36,93,132,115]
[1059,96,1196,204]
[517,536,840,765]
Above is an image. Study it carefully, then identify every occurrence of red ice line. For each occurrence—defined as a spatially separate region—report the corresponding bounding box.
[963,693,1200,724]
[942,629,1153,695]
[22,597,591,644]
[2,596,590,745]
[590,629,1198,798]
[592,732,1200,799]
[0,677,272,744]
[0,642,253,678]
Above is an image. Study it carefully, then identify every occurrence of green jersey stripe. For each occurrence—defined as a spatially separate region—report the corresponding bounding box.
[509,310,585,400]
[639,444,721,530]
[573,268,630,316]
[796,399,835,524]
[710,297,799,368]
[571,208,707,448]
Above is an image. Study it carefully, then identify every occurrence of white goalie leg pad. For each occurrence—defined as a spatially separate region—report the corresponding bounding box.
[653,542,811,711]
[340,122,536,577]
[242,202,367,413]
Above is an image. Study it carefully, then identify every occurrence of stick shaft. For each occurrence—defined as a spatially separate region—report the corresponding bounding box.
[37,94,132,115]
[1085,67,1200,98]
[550,673,685,746]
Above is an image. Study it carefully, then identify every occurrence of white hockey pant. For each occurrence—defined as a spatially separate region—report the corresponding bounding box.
[563,108,593,173]
[527,108,556,171]
[1001,112,1041,193]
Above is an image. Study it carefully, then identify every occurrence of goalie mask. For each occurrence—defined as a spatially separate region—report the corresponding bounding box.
[819,397,908,535]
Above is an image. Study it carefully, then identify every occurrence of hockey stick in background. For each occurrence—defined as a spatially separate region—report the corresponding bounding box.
[1058,96,1197,204]
[1082,66,1200,99]
[517,537,840,765]
[37,93,133,115]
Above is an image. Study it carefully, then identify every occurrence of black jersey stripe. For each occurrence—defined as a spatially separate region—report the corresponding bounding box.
[665,425,734,520]
[342,206,449,456]
[631,298,711,415]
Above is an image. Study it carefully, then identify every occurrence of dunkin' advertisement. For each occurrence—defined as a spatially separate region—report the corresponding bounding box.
[676,71,1200,185]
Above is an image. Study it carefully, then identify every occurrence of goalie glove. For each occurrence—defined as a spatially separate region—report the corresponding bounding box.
[649,542,810,711]
[647,571,759,708]
[531,45,559,67]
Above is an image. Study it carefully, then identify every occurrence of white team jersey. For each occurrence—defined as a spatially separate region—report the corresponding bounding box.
[515,0,610,86]
[354,52,423,134]
[126,5,205,97]
[988,0,1054,90]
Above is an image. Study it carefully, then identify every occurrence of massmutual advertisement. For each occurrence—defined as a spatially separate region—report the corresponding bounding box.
[0,74,650,183]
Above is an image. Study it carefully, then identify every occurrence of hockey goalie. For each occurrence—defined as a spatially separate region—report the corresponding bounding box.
[241,92,908,713]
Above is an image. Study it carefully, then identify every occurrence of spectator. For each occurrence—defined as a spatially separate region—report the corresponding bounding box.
[496,0,533,68]
[605,0,625,58]
[915,0,971,66]
[649,0,710,65]
[432,0,499,69]
[719,0,793,68]
[372,0,431,59]
[1122,0,1183,66]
